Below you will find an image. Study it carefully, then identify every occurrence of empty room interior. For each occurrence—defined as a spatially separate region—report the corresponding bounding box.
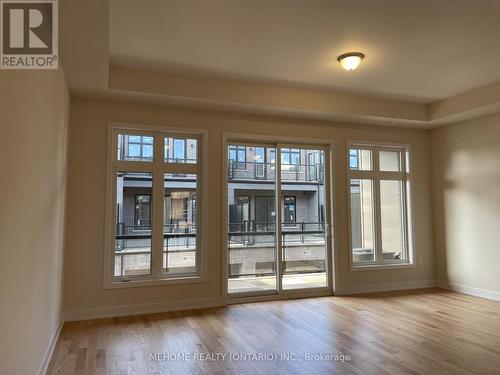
[2,0,500,374]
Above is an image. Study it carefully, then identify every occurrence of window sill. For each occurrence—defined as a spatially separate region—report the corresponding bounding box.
[104,274,204,289]
[350,262,415,272]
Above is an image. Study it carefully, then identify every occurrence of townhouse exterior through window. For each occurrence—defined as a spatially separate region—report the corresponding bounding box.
[226,143,329,294]
[348,143,413,268]
[105,128,202,287]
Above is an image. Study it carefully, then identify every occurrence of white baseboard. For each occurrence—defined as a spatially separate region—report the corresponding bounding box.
[37,320,63,375]
[335,279,436,295]
[64,297,224,322]
[437,281,500,302]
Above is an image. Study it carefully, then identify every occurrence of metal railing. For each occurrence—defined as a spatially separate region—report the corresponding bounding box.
[228,221,325,245]
[113,222,326,278]
[113,231,197,277]
[116,223,195,235]
[227,221,326,279]
[228,161,324,182]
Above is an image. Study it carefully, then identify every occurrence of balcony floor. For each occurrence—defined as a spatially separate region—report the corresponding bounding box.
[228,272,327,294]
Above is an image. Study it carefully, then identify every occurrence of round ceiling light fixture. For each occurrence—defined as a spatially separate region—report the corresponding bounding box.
[337,52,365,71]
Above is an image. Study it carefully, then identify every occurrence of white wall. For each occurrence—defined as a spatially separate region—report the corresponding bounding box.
[432,113,500,296]
[0,70,69,375]
[63,98,434,317]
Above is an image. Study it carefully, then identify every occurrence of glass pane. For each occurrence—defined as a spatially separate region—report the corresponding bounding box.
[237,149,246,162]
[173,139,185,160]
[227,144,277,294]
[164,173,198,274]
[379,150,401,172]
[350,179,375,263]
[164,137,198,163]
[281,150,290,164]
[380,180,405,261]
[128,144,140,157]
[255,147,265,163]
[349,148,372,170]
[142,144,153,158]
[281,148,327,290]
[114,172,152,277]
[117,134,154,162]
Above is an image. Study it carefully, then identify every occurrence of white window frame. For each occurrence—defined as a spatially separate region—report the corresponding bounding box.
[104,123,207,289]
[347,141,414,271]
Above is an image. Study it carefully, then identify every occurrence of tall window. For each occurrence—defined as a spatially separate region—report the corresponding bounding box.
[348,143,412,267]
[107,129,201,286]
[254,147,266,178]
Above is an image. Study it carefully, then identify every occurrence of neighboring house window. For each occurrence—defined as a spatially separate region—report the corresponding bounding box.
[134,194,151,229]
[107,129,202,287]
[254,147,266,178]
[281,148,300,165]
[348,143,413,268]
[283,196,296,225]
[229,145,246,169]
[255,147,265,163]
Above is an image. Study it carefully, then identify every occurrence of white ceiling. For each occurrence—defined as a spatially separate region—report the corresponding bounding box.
[110,0,500,103]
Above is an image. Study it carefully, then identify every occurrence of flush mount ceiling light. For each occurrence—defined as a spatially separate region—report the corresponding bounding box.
[337,52,365,71]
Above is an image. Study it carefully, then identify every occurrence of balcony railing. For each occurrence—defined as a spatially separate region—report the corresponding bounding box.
[227,221,326,279]
[228,161,324,182]
[228,221,325,245]
[114,224,196,277]
[113,222,326,278]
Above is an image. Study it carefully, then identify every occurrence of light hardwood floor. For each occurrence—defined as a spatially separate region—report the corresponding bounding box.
[48,288,500,375]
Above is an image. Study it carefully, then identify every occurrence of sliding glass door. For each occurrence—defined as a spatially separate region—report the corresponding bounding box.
[226,142,331,296]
